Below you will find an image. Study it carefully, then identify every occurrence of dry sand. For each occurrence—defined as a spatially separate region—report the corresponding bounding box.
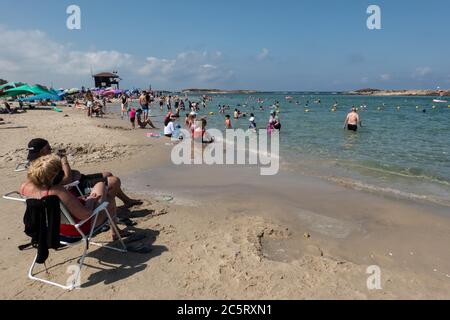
[0,106,449,300]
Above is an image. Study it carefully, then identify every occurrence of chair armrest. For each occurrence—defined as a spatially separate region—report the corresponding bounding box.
[15,162,30,173]
[76,202,110,228]
[3,191,27,203]
[64,181,80,189]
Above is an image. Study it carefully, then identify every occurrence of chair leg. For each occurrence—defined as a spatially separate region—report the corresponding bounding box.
[28,252,74,290]
[105,208,127,252]
[70,238,89,291]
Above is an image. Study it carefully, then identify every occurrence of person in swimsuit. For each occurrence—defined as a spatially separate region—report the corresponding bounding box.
[136,109,157,129]
[26,139,142,209]
[225,115,232,129]
[120,93,129,120]
[344,107,362,132]
[249,113,257,131]
[193,119,214,144]
[129,108,136,129]
[20,155,126,241]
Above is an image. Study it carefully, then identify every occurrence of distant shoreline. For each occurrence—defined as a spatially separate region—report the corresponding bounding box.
[347,88,450,97]
[181,89,259,94]
[179,88,449,96]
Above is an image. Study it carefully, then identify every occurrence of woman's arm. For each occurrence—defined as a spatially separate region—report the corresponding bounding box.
[60,156,74,185]
[53,186,92,221]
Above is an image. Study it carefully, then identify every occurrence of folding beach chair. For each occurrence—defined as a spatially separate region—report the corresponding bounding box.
[15,161,30,173]
[3,191,127,290]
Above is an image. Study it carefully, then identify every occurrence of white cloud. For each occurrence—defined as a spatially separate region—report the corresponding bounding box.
[0,26,232,89]
[0,26,133,86]
[361,77,369,84]
[257,48,270,61]
[413,67,432,78]
[138,50,234,87]
[380,74,391,81]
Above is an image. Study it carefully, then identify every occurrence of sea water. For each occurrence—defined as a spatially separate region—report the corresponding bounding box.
[114,93,450,207]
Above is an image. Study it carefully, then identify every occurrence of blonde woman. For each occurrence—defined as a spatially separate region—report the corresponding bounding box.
[20,155,126,241]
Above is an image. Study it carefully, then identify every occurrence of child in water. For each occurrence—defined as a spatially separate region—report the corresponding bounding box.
[225,115,233,129]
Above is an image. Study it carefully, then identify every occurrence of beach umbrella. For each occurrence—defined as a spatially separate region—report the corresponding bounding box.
[30,85,51,95]
[19,93,62,102]
[0,82,24,91]
[67,88,80,95]
[1,84,35,97]
[102,90,115,96]
[2,84,52,98]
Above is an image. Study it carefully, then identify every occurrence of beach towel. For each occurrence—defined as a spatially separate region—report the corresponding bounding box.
[23,196,61,264]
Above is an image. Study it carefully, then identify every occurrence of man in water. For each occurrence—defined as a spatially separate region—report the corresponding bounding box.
[344,107,362,132]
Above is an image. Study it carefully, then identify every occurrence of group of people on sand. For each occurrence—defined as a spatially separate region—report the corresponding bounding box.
[83,90,107,118]
[19,138,143,243]
[181,112,214,143]
[119,91,158,130]
[1,101,18,114]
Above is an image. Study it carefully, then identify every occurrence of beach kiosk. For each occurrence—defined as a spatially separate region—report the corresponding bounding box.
[92,72,121,89]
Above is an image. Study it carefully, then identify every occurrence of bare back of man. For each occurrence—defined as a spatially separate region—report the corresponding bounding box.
[344,108,361,132]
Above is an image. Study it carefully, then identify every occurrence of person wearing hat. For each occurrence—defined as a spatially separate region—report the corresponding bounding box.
[26,139,142,209]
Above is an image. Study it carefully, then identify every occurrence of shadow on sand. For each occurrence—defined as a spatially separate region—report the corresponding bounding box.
[81,226,168,288]
[81,206,168,288]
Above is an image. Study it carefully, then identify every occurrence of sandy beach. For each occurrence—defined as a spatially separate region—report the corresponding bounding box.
[0,106,449,300]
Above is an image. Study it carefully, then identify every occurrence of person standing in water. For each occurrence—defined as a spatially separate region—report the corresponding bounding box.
[249,113,257,131]
[344,107,362,132]
[225,115,233,129]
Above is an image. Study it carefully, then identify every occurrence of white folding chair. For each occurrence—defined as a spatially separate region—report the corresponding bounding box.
[64,181,85,198]
[15,161,30,173]
[3,191,127,290]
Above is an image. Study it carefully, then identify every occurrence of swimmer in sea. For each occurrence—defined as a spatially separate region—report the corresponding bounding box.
[344,107,362,132]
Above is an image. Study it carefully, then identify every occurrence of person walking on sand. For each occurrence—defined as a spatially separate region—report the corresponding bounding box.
[120,93,129,120]
[344,107,362,132]
[85,90,94,117]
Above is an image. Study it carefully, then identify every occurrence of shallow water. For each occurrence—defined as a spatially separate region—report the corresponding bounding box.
[112,93,450,206]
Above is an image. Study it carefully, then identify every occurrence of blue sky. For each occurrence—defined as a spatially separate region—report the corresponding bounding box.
[1,0,449,90]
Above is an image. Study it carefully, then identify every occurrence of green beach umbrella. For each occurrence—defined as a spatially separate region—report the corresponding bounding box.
[1,84,35,97]
[30,85,51,95]
[0,82,23,91]
[2,84,50,98]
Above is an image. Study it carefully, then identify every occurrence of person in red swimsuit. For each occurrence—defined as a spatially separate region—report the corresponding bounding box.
[20,154,126,241]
